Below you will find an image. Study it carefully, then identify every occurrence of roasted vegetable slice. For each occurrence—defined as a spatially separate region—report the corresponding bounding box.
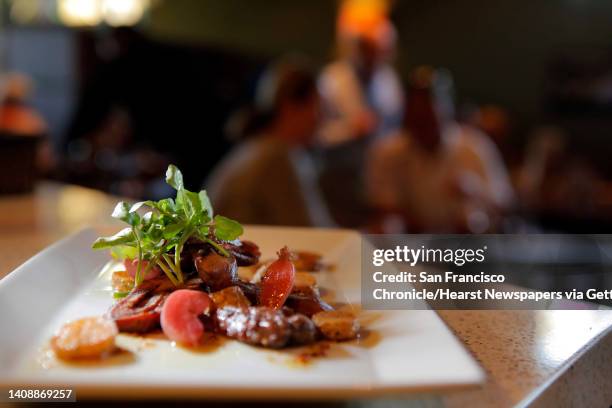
[51,317,118,360]
[291,250,324,271]
[312,310,359,341]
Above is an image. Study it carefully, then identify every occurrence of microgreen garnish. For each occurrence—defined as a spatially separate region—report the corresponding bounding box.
[93,164,243,286]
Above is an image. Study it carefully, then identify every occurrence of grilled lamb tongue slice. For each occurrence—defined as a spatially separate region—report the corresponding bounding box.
[285,286,333,317]
[109,277,204,333]
[222,240,261,267]
[234,281,332,318]
[194,250,238,291]
[109,278,169,333]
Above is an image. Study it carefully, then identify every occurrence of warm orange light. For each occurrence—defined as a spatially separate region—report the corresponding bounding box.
[338,0,390,39]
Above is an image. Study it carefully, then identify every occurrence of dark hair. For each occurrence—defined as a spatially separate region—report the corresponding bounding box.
[227,57,317,140]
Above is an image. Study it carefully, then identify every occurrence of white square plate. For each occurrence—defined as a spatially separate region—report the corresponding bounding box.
[0,226,483,399]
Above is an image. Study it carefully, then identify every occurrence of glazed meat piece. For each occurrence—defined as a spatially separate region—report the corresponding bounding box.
[291,251,324,272]
[235,280,331,317]
[210,286,251,309]
[285,286,333,317]
[194,250,238,291]
[216,306,291,348]
[222,240,261,266]
[287,313,317,345]
[109,279,170,332]
[236,281,260,305]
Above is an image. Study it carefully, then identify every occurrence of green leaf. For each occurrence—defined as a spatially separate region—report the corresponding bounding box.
[185,190,202,217]
[94,163,240,290]
[141,211,154,225]
[110,245,138,260]
[214,215,243,241]
[163,222,185,239]
[156,198,176,214]
[165,164,184,190]
[199,225,210,236]
[112,202,140,226]
[176,189,202,220]
[130,201,154,213]
[199,190,213,218]
[113,291,130,299]
[92,228,135,249]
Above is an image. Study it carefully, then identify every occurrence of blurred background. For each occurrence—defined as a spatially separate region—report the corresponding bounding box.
[1,0,612,234]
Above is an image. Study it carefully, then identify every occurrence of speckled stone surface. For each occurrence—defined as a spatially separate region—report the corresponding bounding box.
[439,310,612,407]
[528,330,612,407]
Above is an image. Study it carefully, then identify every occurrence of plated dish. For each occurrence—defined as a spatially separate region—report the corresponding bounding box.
[0,167,483,397]
[49,165,359,362]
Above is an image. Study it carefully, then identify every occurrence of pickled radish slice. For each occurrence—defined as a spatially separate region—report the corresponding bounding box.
[160,290,211,347]
[260,247,295,309]
[124,259,161,280]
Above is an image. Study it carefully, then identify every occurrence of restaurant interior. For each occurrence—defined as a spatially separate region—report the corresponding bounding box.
[0,0,611,406]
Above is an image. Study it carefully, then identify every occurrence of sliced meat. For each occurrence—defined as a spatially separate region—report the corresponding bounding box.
[183,238,260,268]
[210,286,251,309]
[216,306,291,348]
[287,314,317,345]
[285,286,333,317]
[109,290,167,333]
[109,277,201,333]
[236,281,260,304]
[223,240,261,266]
[236,280,331,317]
[194,251,238,291]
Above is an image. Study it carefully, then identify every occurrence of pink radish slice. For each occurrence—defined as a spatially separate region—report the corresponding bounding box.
[124,259,161,280]
[160,290,211,347]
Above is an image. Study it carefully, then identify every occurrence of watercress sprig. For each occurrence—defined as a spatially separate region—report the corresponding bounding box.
[92,164,243,286]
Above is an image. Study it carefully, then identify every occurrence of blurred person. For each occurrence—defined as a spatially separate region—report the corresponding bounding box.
[516,126,568,213]
[318,9,403,145]
[64,105,171,199]
[434,70,515,217]
[0,72,56,194]
[0,73,46,135]
[516,126,611,230]
[366,67,515,233]
[206,58,335,227]
[464,103,519,166]
[466,105,511,146]
[316,3,403,227]
[0,72,54,174]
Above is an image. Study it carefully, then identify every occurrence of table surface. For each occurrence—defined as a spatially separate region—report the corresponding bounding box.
[0,183,611,408]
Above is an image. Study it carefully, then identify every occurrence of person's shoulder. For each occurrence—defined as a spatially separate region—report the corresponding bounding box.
[321,60,350,76]
[206,137,284,194]
[319,60,354,88]
[371,131,411,157]
[454,124,500,157]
